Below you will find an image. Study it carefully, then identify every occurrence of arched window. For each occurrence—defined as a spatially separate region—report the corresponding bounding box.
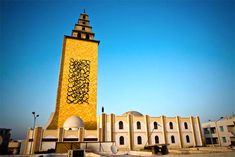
[83,15,86,19]
[186,135,190,143]
[119,136,124,145]
[119,121,123,130]
[184,122,188,129]
[171,135,175,143]
[154,122,158,129]
[155,136,159,144]
[169,122,173,129]
[77,33,81,38]
[137,121,141,129]
[82,27,85,30]
[86,34,89,39]
[137,136,142,144]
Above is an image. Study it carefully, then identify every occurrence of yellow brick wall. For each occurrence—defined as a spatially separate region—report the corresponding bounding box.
[47,37,98,130]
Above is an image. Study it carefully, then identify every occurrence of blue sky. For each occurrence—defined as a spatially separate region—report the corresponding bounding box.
[0,0,234,139]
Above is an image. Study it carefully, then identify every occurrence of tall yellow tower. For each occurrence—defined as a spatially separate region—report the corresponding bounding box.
[47,12,99,130]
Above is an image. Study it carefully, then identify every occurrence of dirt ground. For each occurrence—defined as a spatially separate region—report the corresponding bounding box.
[161,151,235,157]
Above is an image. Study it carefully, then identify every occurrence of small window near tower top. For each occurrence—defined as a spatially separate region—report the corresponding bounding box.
[83,15,86,19]
[83,21,86,24]
[82,27,85,31]
[77,33,81,39]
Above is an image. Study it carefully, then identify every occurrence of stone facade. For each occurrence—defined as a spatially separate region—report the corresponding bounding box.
[23,112,203,154]
[98,112,203,150]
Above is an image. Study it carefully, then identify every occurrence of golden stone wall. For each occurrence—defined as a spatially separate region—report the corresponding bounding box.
[47,37,98,130]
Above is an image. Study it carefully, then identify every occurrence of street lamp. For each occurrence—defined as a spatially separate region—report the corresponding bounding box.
[215,117,223,146]
[208,117,223,147]
[29,112,39,154]
[145,123,162,146]
[208,120,214,147]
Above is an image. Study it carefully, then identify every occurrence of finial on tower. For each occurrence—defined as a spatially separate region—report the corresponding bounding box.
[83,9,86,13]
[102,106,104,113]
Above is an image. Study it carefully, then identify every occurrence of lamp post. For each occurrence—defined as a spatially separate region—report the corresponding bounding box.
[29,112,39,154]
[145,123,162,146]
[208,120,214,147]
[215,117,223,147]
[208,117,223,147]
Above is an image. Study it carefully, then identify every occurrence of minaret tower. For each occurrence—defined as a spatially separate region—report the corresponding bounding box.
[46,11,99,130]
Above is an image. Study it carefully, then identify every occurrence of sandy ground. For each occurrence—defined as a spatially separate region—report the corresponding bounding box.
[153,151,235,157]
[2,147,235,157]
[107,151,235,157]
[2,152,235,157]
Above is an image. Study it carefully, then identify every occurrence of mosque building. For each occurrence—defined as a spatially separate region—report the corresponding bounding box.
[23,12,203,154]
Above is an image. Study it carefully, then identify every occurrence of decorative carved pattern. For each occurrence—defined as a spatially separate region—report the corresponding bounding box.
[67,58,90,104]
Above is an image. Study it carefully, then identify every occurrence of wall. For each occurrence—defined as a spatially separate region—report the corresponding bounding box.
[100,113,203,150]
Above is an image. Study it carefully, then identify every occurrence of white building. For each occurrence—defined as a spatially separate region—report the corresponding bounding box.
[202,115,235,146]
[23,111,203,154]
[98,111,203,150]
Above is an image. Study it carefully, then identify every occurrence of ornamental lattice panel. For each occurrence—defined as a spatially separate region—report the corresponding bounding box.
[67,58,90,104]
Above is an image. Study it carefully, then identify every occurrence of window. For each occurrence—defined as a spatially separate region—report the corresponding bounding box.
[82,27,85,30]
[77,33,81,38]
[169,122,173,129]
[203,128,210,134]
[86,34,89,39]
[83,21,86,24]
[83,15,86,19]
[137,121,141,129]
[155,136,159,144]
[222,137,226,143]
[154,122,158,129]
[219,126,224,132]
[205,138,212,144]
[171,135,175,143]
[210,127,216,134]
[119,121,123,130]
[184,122,188,129]
[186,135,190,143]
[119,136,124,145]
[137,136,142,144]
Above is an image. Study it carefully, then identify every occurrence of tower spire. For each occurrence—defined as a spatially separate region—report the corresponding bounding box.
[71,11,99,42]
